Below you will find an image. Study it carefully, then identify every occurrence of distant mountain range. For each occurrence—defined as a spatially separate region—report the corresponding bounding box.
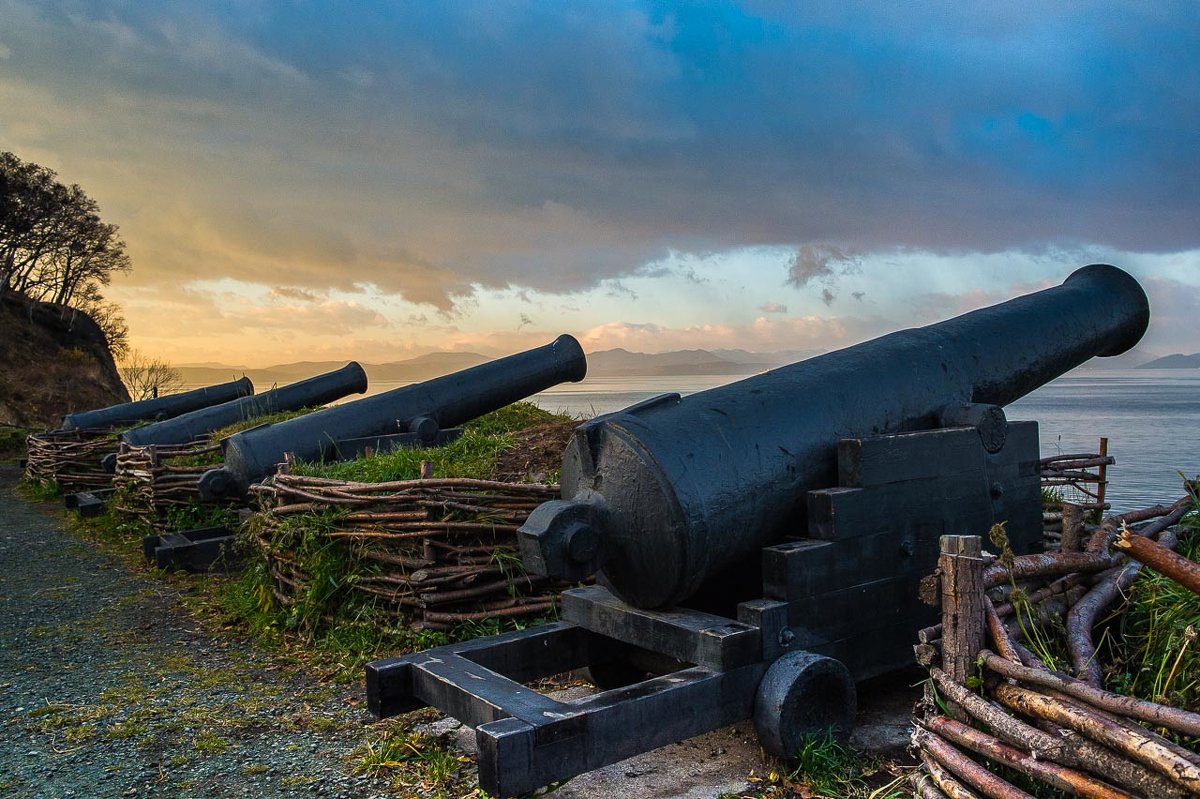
[176,343,1194,390]
[1137,352,1200,369]
[175,347,826,388]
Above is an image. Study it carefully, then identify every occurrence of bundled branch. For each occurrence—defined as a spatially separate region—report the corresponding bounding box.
[250,472,570,630]
[24,429,116,491]
[912,488,1200,798]
[111,440,227,530]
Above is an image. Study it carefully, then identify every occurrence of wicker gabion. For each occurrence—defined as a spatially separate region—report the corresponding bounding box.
[111,440,227,530]
[250,472,570,630]
[25,429,117,492]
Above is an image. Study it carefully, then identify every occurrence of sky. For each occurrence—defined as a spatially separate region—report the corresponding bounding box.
[2,1,1198,366]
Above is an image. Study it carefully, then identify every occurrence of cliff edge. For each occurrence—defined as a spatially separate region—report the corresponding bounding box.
[0,293,130,429]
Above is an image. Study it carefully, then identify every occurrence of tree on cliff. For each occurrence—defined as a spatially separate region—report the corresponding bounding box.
[0,151,130,353]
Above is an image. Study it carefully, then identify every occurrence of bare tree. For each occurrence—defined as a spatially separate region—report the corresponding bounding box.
[119,350,184,401]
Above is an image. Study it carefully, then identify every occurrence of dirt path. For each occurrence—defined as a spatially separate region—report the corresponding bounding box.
[0,466,392,799]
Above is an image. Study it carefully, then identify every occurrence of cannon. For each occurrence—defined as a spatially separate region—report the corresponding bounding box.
[366,264,1150,797]
[198,335,587,500]
[118,362,368,449]
[59,377,254,431]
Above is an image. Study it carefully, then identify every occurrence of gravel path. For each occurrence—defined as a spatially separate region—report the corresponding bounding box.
[0,466,397,799]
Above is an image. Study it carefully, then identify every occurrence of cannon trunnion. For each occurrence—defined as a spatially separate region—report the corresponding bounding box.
[366,265,1151,798]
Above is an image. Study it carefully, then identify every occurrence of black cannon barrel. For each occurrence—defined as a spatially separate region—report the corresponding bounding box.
[118,362,368,448]
[519,264,1150,609]
[198,335,587,500]
[60,377,254,432]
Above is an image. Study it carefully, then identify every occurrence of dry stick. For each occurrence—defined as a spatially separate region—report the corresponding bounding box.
[923,715,1130,799]
[909,771,954,799]
[928,667,1189,799]
[1085,497,1192,553]
[917,756,980,799]
[1113,527,1200,594]
[984,551,1115,588]
[1041,689,1200,770]
[913,727,1033,799]
[983,598,1025,664]
[993,574,1086,618]
[980,650,1200,738]
[422,601,554,623]
[993,683,1200,793]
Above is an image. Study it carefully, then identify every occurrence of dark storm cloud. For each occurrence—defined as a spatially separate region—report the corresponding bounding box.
[4,1,1200,307]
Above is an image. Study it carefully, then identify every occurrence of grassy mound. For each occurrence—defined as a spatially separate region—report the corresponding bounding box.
[227,401,578,669]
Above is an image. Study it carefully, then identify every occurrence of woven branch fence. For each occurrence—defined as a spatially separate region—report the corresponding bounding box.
[249,472,573,630]
[25,429,116,492]
[910,490,1200,799]
[111,440,226,530]
[1042,439,1114,544]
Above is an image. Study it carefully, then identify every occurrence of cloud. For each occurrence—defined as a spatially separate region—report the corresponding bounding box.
[269,286,323,302]
[578,314,891,354]
[3,2,1199,363]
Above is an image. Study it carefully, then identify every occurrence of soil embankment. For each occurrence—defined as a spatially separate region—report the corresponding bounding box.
[0,294,129,429]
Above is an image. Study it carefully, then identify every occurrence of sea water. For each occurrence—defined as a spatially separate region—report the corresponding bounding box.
[291,368,1199,511]
[523,369,1199,512]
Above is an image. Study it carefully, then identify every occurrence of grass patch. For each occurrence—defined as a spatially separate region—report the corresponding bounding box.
[19,476,64,501]
[202,402,571,676]
[193,729,230,755]
[738,730,908,799]
[0,424,32,461]
[1108,507,1200,733]
[355,729,477,797]
[293,402,558,483]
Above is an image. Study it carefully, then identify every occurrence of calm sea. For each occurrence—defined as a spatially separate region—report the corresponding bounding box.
[280,368,1200,512]
[519,369,1199,512]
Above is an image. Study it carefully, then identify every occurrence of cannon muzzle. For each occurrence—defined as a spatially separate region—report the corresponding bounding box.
[519,264,1150,608]
[198,335,587,500]
[60,377,254,431]
[118,362,367,449]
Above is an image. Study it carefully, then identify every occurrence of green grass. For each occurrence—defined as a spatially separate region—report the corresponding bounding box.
[1110,508,1200,728]
[355,729,479,797]
[739,729,908,799]
[0,424,32,461]
[167,407,317,467]
[294,402,561,483]
[197,403,572,675]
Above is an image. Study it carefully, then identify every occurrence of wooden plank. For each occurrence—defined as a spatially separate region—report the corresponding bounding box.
[562,585,761,671]
[807,473,994,542]
[763,526,942,602]
[837,427,985,488]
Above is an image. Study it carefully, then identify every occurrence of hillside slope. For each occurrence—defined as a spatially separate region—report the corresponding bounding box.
[0,293,129,429]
